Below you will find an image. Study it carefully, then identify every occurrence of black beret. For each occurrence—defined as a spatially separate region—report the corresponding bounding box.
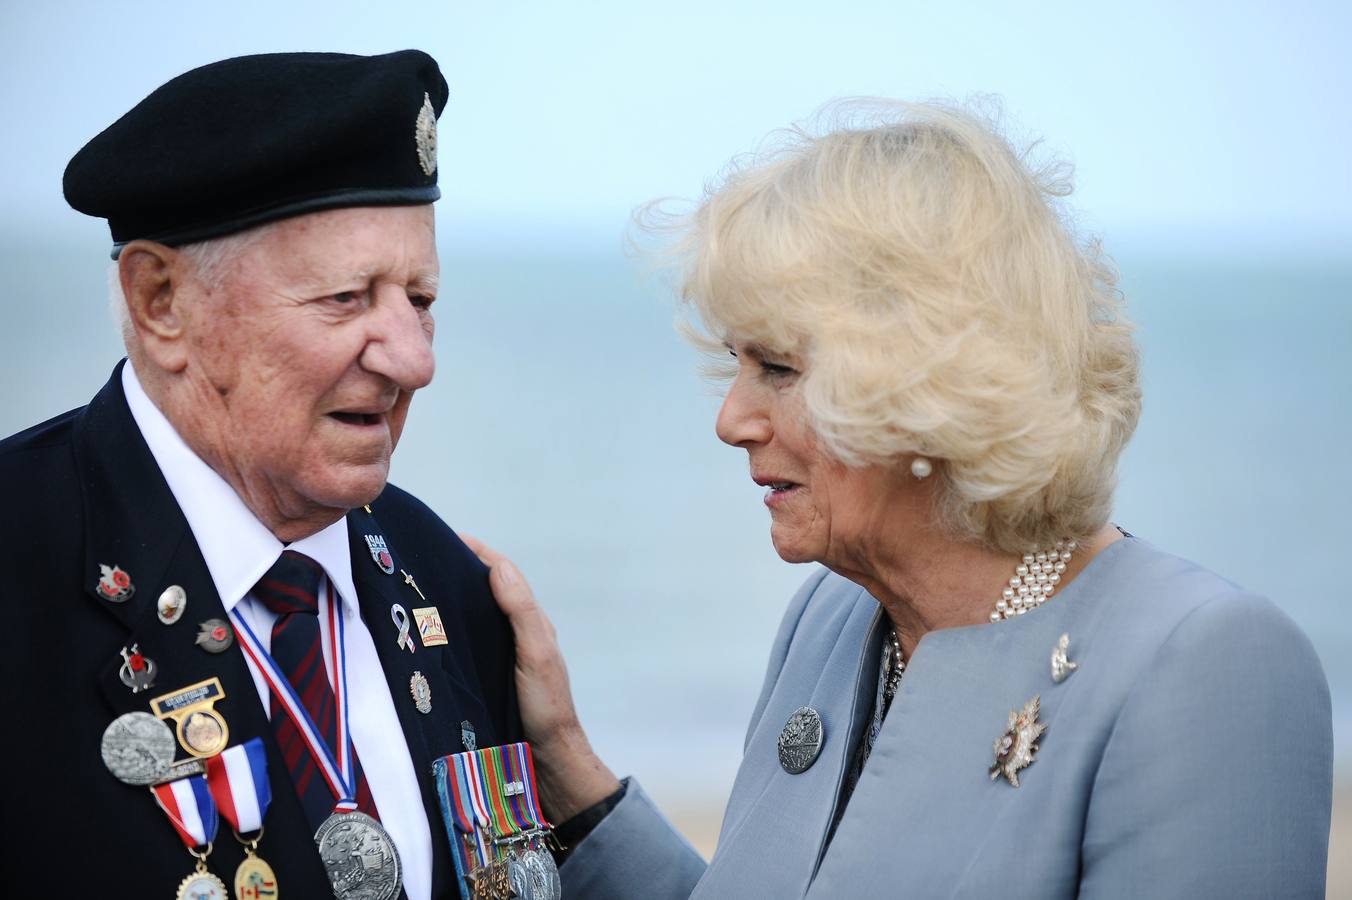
[63,50,449,258]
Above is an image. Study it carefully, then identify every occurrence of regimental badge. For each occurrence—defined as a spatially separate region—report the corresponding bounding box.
[1051,633,1078,683]
[461,720,477,751]
[415,91,437,176]
[990,695,1047,787]
[96,563,135,602]
[365,534,396,575]
[118,643,157,693]
[413,606,449,647]
[410,671,432,714]
[195,618,234,654]
[157,585,187,624]
[778,706,824,774]
[151,677,230,758]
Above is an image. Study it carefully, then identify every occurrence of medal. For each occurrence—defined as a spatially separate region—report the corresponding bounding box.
[195,618,234,654]
[231,585,403,898]
[101,711,177,785]
[150,771,228,900]
[151,677,231,758]
[412,606,448,647]
[315,810,402,900]
[96,562,135,602]
[205,737,278,899]
[118,643,158,693]
[158,584,188,624]
[777,707,824,774]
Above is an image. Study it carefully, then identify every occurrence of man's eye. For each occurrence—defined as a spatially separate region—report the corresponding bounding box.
[332,291,360,304]
[408,293,435,311]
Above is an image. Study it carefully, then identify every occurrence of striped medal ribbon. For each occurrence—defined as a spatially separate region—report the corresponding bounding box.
[205,737,278,899]
[150,772,229,899]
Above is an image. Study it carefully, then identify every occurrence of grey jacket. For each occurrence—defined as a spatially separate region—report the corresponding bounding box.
[560,538,1333,898]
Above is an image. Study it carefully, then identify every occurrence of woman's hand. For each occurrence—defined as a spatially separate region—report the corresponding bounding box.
[462,535,621,823]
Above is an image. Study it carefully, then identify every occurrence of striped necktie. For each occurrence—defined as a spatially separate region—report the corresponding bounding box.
[251,550,378,832]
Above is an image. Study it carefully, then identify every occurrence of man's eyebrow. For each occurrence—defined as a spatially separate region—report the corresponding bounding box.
[408,271,439,295]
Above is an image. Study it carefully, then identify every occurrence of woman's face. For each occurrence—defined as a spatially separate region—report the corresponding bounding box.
[716,340,912,569]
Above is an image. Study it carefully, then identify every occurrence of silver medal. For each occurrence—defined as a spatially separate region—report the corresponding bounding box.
[521,845,561,900]
[777,706,824,774]
[315,809,402,900]
[100,711,176,785]
[507,855,532,900]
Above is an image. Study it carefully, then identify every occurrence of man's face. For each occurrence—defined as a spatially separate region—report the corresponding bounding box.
[174,205,438,528]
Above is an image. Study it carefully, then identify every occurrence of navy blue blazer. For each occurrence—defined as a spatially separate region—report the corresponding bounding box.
[0,363,519,899]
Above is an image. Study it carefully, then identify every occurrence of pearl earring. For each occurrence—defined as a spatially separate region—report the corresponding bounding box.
[910,457,933,479]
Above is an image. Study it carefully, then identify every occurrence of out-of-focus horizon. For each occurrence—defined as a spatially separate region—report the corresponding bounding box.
[3,1,1349,893]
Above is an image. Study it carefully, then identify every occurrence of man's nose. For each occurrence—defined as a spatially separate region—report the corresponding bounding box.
[361,284,436,390]
[715,375,772,447]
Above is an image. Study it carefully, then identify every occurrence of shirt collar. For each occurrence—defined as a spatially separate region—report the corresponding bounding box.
[121,361,358,614]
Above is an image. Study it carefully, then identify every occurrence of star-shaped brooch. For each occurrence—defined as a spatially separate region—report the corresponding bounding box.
[989,695,1046,787]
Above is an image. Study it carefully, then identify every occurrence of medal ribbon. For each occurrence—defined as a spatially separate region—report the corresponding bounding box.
[206,736,272,834]
[471,748,516,838]
[494,747,533,835]
[514,742,552,830]
[229,581,360,811]
[151,773,220,850]
[452,753,493,866]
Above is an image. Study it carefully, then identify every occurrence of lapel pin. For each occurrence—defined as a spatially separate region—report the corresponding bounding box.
[363,504,373,514]
[118,643,157,693]
[1051,633,1078,683]
[990,695,1046,788]
[101,711,177,785]
[150,677,230,759]
[400,568,428,601]
[778,706,824,774]
[156,585,187,625]
[365,533,396,575]
[97,563,135,602]
[413,606,449,648]
[195,618,234,654]
[410,671,432,714]
[461,720,477,751]
[391,604,416,653]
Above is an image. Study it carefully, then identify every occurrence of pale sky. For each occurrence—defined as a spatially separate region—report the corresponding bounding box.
[1,0,1348,256]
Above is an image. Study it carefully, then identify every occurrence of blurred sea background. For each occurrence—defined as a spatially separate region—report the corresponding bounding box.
[3,0,1349,895]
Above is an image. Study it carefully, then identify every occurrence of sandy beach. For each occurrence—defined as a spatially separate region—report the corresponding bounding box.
[669,785,1352,898]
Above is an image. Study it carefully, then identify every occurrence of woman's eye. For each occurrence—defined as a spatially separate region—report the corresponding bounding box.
[762,361,798,378]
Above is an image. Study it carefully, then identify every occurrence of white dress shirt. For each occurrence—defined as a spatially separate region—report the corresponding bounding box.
[122,362,432,900]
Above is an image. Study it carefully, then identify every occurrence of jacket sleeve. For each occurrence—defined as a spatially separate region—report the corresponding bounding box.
[559,568,832,899]
[1077,591,1333,899]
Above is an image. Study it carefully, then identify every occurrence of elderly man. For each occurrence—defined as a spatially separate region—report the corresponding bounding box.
[0,51,518,900]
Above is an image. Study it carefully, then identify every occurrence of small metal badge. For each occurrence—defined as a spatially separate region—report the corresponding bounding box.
[1051,633,1078,684]
[778,706,824,774]
[151,677,230,758]
[118,643,157,693]
[412,606,449,647]
[157,585,187,624]
[990,695,1047,787]
[415,91,437,176]
[391,604,416,653]
[365,533,396,575]
[101,711,176,785]
[461,720,477,751]
[96,563,135,602]
[410,671,432,714]
[195,618,234,654]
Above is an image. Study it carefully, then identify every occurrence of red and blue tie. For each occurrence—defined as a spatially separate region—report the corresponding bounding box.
[251,550,378,832]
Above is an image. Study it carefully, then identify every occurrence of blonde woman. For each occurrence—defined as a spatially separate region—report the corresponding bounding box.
[470,101,1333,898]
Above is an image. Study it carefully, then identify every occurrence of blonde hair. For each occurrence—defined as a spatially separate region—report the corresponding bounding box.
[646,98,1141,553]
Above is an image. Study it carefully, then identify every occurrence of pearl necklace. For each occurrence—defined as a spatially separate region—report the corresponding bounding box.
[991,540,1076,622]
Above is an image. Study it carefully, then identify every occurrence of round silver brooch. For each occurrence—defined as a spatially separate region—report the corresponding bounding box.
[777,706,824,774]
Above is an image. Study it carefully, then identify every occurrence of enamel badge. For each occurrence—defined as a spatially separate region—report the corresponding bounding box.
[413,606,448,647]
[460,720,477,751]
[151,677,230,758]
[118,644,157,693]
[96,563,135,602]
[365,534,396,575]
[990,695,1046,787]
[157,585,187,624]
[195,619,234,654]
[410,671,432,714]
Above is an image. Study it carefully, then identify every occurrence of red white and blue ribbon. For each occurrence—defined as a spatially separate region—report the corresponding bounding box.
[512,742,552,830]
[206,737,272,834]
[151,773,220,850]
[230,579,360,812]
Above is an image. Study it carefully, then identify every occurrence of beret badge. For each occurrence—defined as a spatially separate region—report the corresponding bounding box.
[415,92,438,176]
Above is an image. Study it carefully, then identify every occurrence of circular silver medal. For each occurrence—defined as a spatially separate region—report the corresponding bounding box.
[506,854,532,900]
[777,706,824,774]
[521,846,561,900]
[315,809,402,900]
[101,711,176,785]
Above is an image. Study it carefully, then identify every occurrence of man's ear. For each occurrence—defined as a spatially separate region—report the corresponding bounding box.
[119,241,191,373]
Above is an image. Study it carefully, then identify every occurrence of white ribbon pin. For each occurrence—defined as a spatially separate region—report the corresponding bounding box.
[391,604,416,654]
